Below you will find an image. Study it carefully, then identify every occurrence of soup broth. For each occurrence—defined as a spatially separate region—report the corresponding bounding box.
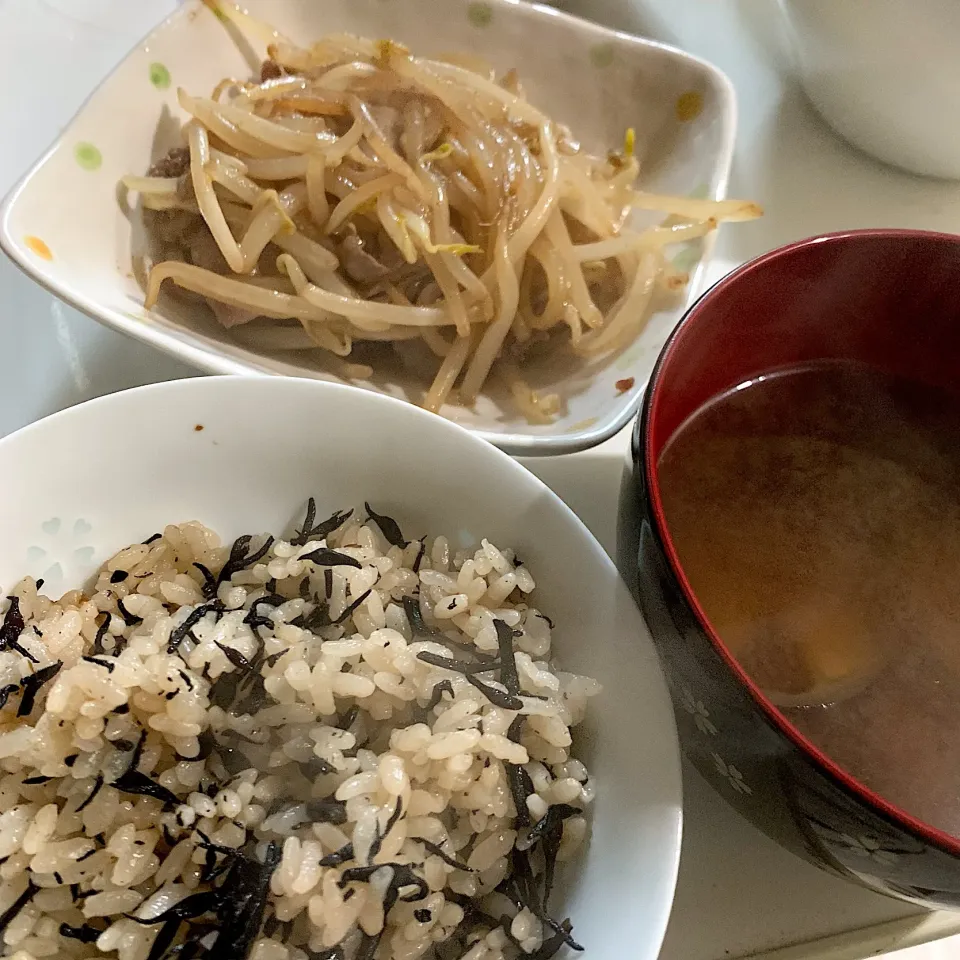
[658,361,960,838]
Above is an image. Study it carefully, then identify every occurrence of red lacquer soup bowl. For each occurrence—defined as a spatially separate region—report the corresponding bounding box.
[618,229,960,908]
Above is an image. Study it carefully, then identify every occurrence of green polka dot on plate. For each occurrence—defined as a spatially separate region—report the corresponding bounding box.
[590,43,615,68]
[149,62,171,90]
[74,142,102,171]
[467,1,493,27]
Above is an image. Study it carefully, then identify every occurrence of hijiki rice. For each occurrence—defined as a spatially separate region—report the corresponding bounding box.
[0,501,600,960]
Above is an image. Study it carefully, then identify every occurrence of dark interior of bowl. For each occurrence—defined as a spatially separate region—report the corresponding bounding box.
[643,230,960,852]
[646,230,960,449]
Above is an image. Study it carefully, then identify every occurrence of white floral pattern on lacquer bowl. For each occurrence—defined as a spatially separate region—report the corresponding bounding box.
[0,0,736,455]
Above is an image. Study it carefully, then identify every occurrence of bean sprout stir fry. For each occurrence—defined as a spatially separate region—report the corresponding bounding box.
[124,3,761,422]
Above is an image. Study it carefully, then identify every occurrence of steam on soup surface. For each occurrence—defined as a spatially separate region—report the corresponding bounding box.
[658,360,960,838]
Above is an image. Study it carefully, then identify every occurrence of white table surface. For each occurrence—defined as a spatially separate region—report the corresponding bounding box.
[2,1,960,958]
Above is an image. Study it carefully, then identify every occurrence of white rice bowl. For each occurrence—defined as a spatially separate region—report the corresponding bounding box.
[0,377,681,960]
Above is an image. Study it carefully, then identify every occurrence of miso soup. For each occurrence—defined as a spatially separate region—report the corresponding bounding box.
[658,361,960,837]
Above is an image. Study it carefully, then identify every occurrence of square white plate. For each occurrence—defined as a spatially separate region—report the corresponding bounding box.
[0,0,735,455]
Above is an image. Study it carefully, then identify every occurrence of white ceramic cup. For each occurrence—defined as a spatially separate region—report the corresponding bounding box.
[778,0,960,179]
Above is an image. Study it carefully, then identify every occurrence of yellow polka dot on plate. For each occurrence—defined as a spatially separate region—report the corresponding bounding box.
[675,90,704,122]
[24,236,53,261]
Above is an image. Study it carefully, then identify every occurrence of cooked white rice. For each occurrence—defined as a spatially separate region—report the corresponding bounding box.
[0,503,599,960]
